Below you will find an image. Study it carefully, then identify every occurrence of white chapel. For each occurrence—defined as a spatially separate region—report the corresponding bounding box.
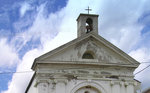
[25,13,141,93]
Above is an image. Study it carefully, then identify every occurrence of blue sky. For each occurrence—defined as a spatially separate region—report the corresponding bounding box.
[0,0,150,93]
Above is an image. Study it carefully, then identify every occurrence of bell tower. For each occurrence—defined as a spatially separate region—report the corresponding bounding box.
[76,13,99,37]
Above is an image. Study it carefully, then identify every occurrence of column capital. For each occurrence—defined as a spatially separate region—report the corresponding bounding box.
[53,79,68,85]
[110,81,121,86]
[35,79,49,87]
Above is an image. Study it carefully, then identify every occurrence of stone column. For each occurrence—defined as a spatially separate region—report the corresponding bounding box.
[126,82,134,93]
[37,80,49,93]
[111,81,121,93]
[120,82,126,93]
[49,80,56,93]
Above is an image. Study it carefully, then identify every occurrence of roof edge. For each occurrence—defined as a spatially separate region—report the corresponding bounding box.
[25,72,35,93]
[76,13,99,21]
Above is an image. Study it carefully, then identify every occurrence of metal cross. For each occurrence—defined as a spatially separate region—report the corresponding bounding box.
[85,6,92,14]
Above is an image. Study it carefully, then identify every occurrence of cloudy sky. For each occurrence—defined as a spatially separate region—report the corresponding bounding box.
[0,0,150,93]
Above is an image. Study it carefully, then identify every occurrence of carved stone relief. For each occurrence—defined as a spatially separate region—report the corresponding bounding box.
[74,38,128,64]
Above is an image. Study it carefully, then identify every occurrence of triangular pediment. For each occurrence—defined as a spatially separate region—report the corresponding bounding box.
[32,32,139,69]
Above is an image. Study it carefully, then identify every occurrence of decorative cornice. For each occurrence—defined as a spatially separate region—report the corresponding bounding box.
[35,60,139,68]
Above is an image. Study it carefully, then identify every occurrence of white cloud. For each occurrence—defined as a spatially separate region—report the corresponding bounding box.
[97,0,149,52]
[2,1,81,92]
[0,38,19,67]
[2,48,42,93]
[1,3,68,93]
[20,2,32,17]
[16,4,64,49]
[134,63,150,92]
[129,47,150,62]
[129,47,150,91]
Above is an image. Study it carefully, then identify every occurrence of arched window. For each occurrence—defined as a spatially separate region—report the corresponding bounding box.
[82,52,94,59]
[85,18,93,33]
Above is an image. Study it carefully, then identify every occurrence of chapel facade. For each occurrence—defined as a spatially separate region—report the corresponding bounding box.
[26,13,141,93]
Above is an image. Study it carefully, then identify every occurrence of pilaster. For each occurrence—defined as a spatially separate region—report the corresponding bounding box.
[55,79,68,93]
[126,82,134,93]
[37,80,49,93]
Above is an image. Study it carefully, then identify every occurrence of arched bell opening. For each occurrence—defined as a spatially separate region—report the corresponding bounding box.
[85,18,93,33]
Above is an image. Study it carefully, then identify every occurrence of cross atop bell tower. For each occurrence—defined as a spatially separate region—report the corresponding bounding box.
[76,12,99,37]
[85,6,92,14]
